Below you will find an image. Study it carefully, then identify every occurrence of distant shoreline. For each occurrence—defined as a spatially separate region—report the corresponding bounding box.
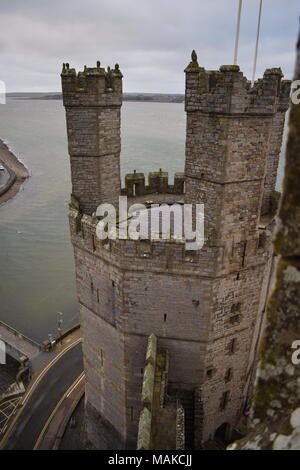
[7,92,184,104]
[0,140,29,205]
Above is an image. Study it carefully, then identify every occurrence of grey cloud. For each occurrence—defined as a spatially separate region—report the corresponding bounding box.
[0,0,298,92]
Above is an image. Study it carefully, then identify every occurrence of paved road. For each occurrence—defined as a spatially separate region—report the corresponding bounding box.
[0,341,83,450]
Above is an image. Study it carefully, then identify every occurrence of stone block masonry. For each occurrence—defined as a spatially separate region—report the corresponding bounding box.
[61,62,122,215]
[62,52,291,449]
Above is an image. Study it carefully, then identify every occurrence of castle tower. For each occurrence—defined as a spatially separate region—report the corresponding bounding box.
[61,62,122,215]
[62,55,290,449]
[184,52,290,442]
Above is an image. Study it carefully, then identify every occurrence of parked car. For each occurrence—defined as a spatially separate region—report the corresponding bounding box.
[0,164,5,171]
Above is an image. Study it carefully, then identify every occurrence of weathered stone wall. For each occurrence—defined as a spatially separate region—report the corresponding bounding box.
[69,211,211,446]
[69,201,273,445]
[81,308,126,449]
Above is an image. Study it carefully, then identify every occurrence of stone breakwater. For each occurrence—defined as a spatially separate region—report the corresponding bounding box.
[0,139,29,205]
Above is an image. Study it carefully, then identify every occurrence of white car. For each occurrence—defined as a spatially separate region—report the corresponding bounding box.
[0,164,5,171]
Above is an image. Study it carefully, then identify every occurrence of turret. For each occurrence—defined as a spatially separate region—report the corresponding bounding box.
[184,51,291,241]
[61,61,123,215]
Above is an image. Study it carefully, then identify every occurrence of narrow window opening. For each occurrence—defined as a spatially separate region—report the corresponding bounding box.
[92,235,96,252]
[229,338,237,354]
[163,314,167,322]
[220,391,230,410]
[96,289,99,303]
[241,241,247,267]
[225,368,232,383]
[236,272,240,280]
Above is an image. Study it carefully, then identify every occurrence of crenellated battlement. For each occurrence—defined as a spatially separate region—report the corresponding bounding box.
[121,170,185,197]
[185,51,291,115]
[61,61,123,107]
[68,200,271,280]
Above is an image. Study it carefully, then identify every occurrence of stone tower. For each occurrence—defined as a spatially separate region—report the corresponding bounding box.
[61,54,290,449]
[61,61,122,215]
[184,52,290,444]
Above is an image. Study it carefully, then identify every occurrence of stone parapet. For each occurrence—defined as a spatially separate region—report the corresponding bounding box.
[121,170,185,197]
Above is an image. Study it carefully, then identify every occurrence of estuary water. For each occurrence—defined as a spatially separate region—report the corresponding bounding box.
[0,100,186,342]
[0,99,287,342]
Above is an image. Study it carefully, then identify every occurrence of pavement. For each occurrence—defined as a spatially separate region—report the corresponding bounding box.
[0,168,9,191]
[0,321,42,362]
[59,395,86,450]
[0,338,83,450]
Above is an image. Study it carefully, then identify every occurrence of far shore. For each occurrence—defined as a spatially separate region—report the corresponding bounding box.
[0,139,29,205]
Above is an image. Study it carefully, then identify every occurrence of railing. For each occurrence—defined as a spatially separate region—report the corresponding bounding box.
[0,320,43,351]
[57,323,80,342]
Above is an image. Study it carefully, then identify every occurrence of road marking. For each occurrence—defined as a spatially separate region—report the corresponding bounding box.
[0,398,21,433]
[21,337,82,405]
[33,372,85,450]
[0,337,82,448]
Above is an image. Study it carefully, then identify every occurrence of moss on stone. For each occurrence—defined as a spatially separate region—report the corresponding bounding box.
[219,65,240,72]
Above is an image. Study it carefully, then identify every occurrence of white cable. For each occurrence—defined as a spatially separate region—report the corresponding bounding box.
[251,0,263,87]
[234,0,243,65]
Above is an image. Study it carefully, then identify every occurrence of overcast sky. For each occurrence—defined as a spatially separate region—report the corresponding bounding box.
[0,0,299,92]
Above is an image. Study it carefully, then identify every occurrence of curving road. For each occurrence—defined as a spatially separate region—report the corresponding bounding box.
[0,340,83,450]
